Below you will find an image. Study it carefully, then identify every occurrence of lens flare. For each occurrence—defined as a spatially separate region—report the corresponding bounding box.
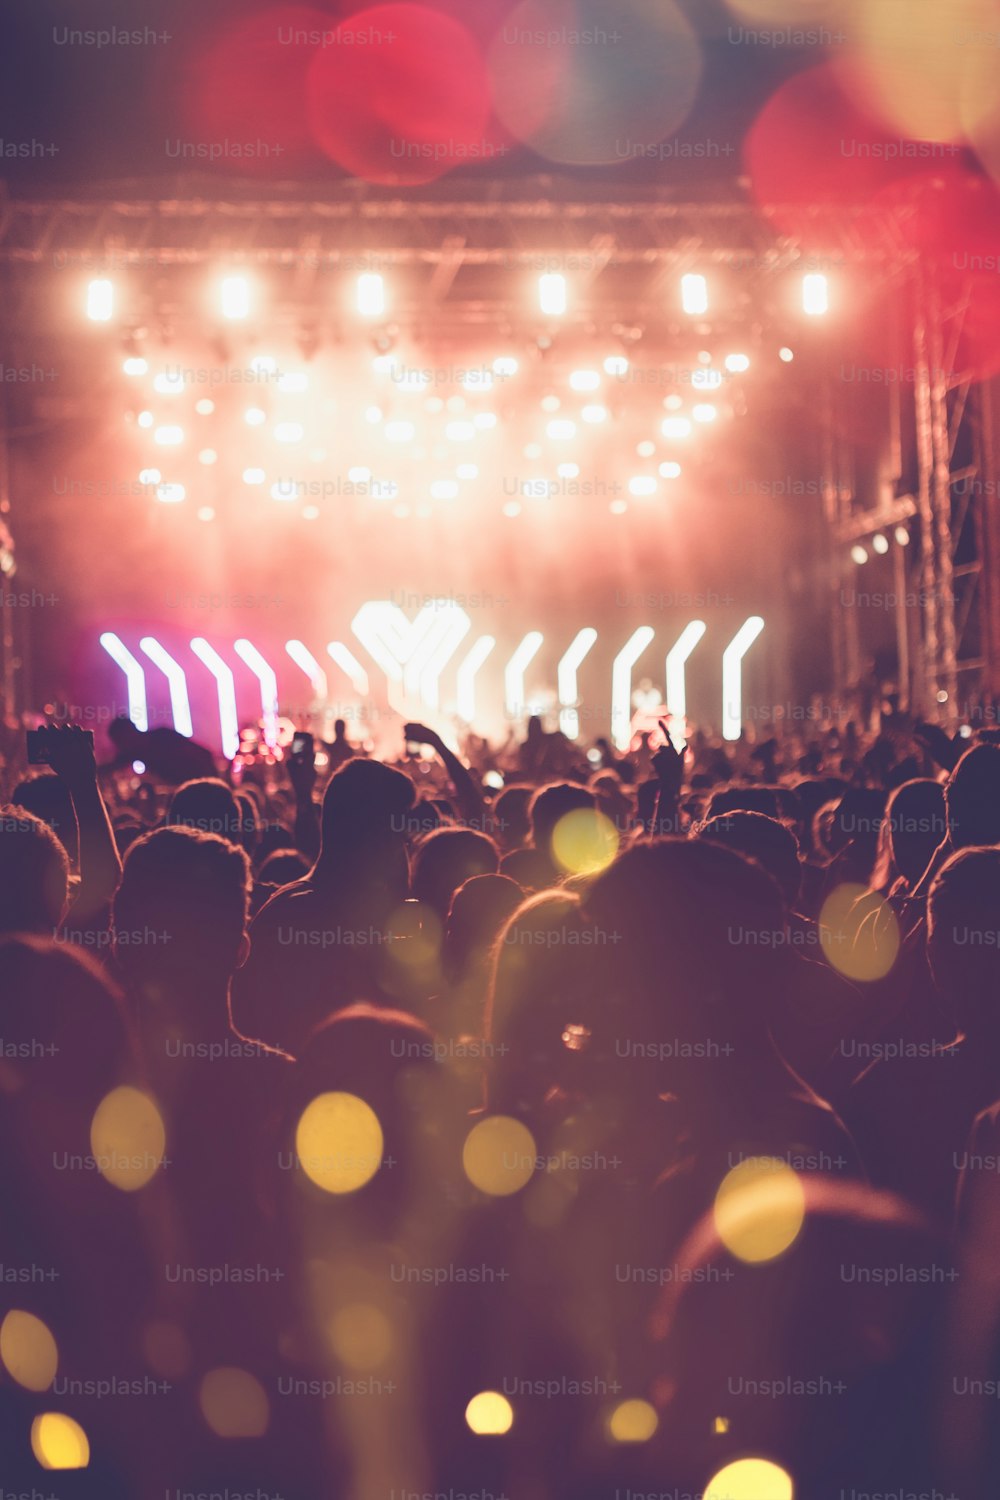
[295,1092,384,1194]
[820,882,900,981]
[90,1086,166,1192]
[705,1457,794,1500]
[551,808,620,875]
[31,1413,90,1470]
[607,1398,659,1442]
[465,1390,514,1434]
[714,1156,806,1263]
[463,1115,536,1197]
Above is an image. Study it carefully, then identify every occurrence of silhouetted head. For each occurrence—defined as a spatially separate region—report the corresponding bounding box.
[697,811,802,908]
[493,784,532,851]
[11,772,79,865]
[883,778,946,886]
[108,715,143,753]
[0,806,70,935]
[443,872,524,985]
[166,777,242,840]
[333,718,347,739]
[928,846,1000,1035]
[257,847,311,889]
[946,744,1000,849]
[411,827,499,921]
[113,825,250,993]
[317,758,416,883]
[707,785,781,820]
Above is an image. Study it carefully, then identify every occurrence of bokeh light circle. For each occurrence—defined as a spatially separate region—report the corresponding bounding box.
[295,1091,385,1195]
[607,1397,659,1442]
[463,1115,537,1197]
[706,1457,794,1500]
[0,1310,58,1391]
[30,1413,90,1470]
[307,5,492,185]
[713,1156,806,1264]
[199,1367,270,1438]
[465,1389,514,1434]
[819,882,900,982]
[488,0,701,167]
[551,808,620,875]
[89,1086,166,1192]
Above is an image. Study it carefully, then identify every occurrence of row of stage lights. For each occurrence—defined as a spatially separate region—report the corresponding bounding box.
[83,269,831,323]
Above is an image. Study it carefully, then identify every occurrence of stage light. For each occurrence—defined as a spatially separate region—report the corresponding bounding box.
[629,477,657,496]
[637,440,656,458]
[457,463,478,479]
[705,1458,792,1500]
[250,354,278,374]
[803,273,828,316]
[851,544,869,565]
[722,616,765,742]
[457,635,496,723]
[662,417,692,439]
[582,405,607,424]
[474,412,497,430]
[357,273,385,317]
[154,371,185,396]
[502,500,522,517]
[895,526,910,546]
[465,1391,514,1436]
[505,632,544,721]
[87,279,113,322]
[610,499,628,514]
[569,370,600,392]
[303,505,320,520]
[539,273,567,315]
[779,347,794,362]
[664,393,683,411]
[447,395,467,413]
[385,421,415,443]
[234,638,280,749]
[524,442,543,459]
[122,356,147,376]
[220,275,250,321]
[274,422,304,444]
[140,637,193,736]
[396,368,429,392]
[659,461,682,479]
[278,371,309,394]
[138,468,161,486]
[692,404,717,423]
[681,273,708,315]
[493,356,519,377]
[373,353,394,375]
[558,463,579,478]
[666,620,707,750]
[244,407,266,426]
[270,482,295,502]
[612,627,655,750]
[154,425,183,446]
[197,507,214,521]
[692,368,723,390]
[558,627,598,738]
[604,355,629,377]
[195,399,214,415]
[243,467,266,485]
[541,395,561,413]
[327,641,370,697]
[348,466,371,483]
[191,637,239,759]
[431,480,459,499]
[137,411,154,429]
[462,369,494,392]
[198,449,217,465]
[446,421,476,442]
[547,419,576,440]
[725,353,750,373]
[155,483,185,503]
[872,533,889,555]
[99,633,148,730]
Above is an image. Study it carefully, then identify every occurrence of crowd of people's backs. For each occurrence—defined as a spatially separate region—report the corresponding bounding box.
[3,717,1000,1497]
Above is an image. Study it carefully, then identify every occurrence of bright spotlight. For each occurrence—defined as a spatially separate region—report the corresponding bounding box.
[357,273,385,317]
[250,354,278,374]
[581,405,607,424]
[155,482,185,504]
[122,356,147,376]
[547,419,576,440]
[220,275,250,321]
[278,372,308,393]
[244,408,266,426]
[557,463,579,478]
[153,371,185,396]
[692,369,723,390]
[637,440,656,458]
[851,544,869,565]
[153,425,183,446]
[872,533,889,555]
[569,370,600,392]
[270,482,295,502]
[474,412,497,430]
[779,346,794,362]
[431,480,459,499]
[137,411,153,429]
[347,466,371,483]
[539,273,566,316]
[365,405,383,424]
[662,416,692,439]
[87,279,113,322]
[198,449,217,465]
[195,398,214,415]
[803,273,828,316]
[722,616,765,742]
[385,421,415,443]
[725,353,750,372]
[659,461,682,478]
[493,356,518,377]
[138,468,161,485]
[628,477,657,496]
[603,355,629,378]
[242,467,266,485]
[457,463,478,479]
[692,404,717,423]
[681,273,708,315]
[895,525,910,546]
[446,421,476,442]
[274,422,303,444]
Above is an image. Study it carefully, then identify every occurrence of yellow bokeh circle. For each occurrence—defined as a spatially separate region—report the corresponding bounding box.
[89,1086,166,1192]
[819,883,900,982]
[551,809,620,876]
[706,1456,794,1500]
[463,1115,537,1197]
[199,1366,270,1438]
[465,1390,514,1435]
[714,1156,806,1264]
[0,1309,58,1391]
[607,1397,659,1442]
[31,1412,90,1470]
[295,1092,384,1195]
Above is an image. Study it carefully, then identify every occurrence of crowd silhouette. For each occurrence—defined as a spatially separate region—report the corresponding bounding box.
[2,709,1000,1496]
